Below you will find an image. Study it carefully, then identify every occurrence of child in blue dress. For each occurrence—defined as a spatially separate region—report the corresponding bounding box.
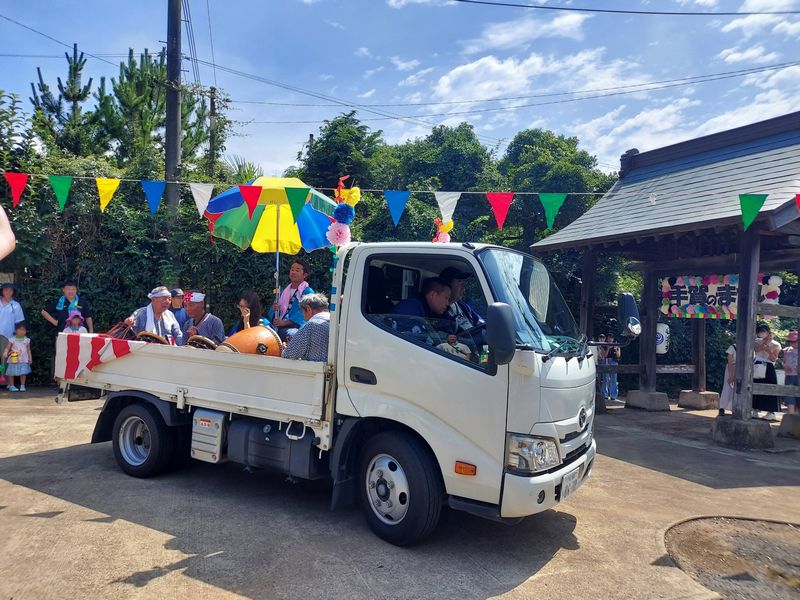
[4,321,31,392]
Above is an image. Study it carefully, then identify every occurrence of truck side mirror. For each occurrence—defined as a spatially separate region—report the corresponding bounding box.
[617,293,641,339]
[487,302,516,365]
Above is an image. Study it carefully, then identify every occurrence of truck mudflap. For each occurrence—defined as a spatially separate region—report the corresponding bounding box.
[500,439,596,518]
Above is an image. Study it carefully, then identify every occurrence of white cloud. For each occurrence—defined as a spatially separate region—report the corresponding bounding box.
[718,45,780,63]
[357,88,376,98]
[398,67,434,87]
[326,20,346,30]
[318,74,335,81]
[718,1,800,38]
[774,20,800,35]
[463,13,590,54]
[387,0,451,7]
[391,56,421,71]
[354,47,371,58]
[363,66,384,79]
[675,0,719,6]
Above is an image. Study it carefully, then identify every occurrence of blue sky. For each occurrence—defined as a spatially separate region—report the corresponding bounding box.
[1,0,798,177]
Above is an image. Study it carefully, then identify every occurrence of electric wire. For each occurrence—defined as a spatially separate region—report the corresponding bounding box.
[204,0,218,87]
[449,0,800,16]
[230,60,800,109]
[182,0,202,85]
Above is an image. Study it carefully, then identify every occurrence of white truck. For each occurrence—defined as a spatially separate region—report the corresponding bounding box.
[56,242,639,546]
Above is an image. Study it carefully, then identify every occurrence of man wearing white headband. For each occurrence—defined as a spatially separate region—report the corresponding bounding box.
[125,286,183,344]
[181,291,225,345]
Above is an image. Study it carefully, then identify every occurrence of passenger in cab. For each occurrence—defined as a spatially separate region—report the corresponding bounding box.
[126,286,183,344]
[270,258,315,341]
[392,277,451,319]
[228,290,268,336]
[181,291,225,345]
[281,293,330,362]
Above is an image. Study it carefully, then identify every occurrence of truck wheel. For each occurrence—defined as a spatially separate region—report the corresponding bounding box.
[112,403,173,478]
[358,431,443,546]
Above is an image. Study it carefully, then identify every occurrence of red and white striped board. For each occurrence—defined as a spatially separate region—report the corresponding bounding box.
[55,333,148,380]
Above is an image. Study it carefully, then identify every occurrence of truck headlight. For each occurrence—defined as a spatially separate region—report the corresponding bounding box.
[505,434,561,474]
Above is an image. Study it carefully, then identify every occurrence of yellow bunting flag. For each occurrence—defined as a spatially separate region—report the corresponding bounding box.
[96,178,121,212]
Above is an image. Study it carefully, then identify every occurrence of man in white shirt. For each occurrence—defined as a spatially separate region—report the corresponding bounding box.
[437,333,472,361]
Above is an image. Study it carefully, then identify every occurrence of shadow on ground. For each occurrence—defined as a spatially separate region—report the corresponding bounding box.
[596,409,800,490]
[0,442,578,599]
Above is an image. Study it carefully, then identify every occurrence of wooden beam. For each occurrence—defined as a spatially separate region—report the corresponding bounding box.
[579,250,597,339]
[766,198,800,231]
[757,303,800,318]
[640,271,659,392]
[733,227,760,420]
[752,383,800,397]
[692,318,706,392]
[656,364,696,374]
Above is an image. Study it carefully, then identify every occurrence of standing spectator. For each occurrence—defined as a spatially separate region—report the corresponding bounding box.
[169,288,188,330]
[41,280,94,336]
[782,330,798,415]
[3,321,31,392]
[605,334,621,402]
[0,205,15,260]
[63,310,88,334]
[752,323,781,420]
[719,340,736,416]
[596,333,609,401]
[0,283,24,383]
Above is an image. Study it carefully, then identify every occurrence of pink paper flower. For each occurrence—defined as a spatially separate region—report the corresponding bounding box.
[326,222,351,246]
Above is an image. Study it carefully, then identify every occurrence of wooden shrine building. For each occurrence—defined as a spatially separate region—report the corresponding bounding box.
[532,111,800,448]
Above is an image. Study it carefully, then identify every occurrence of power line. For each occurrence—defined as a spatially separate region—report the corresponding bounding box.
[182,0,201,85]
[237,60,800,124]
[230,60,800,109]
[450,0,800,16]
[0,13,120,67]
[189,55,503,145]
[204,0,217,87]
[0,53,131,59]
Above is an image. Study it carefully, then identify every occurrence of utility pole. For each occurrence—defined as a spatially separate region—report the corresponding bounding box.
[208,86,217,177]
[165,0,182,211]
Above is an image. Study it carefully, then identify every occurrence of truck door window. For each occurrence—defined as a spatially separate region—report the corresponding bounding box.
[363,257,488,369]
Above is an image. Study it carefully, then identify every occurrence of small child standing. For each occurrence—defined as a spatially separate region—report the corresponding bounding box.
[63,310,88,334]
[4,321,31,392]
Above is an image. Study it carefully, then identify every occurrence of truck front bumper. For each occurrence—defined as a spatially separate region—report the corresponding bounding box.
[500,438,596,518]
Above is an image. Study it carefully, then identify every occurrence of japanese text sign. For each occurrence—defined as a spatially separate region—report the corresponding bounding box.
[659,274,781,319]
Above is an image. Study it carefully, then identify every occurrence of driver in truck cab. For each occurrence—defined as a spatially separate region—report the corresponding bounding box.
[391,277,451,333]
[439,266,484,333]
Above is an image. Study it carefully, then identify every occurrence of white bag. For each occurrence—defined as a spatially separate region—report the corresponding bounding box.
[753,361,767,380]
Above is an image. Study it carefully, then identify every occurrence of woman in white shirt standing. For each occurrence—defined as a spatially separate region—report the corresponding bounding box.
[753,323,781,420]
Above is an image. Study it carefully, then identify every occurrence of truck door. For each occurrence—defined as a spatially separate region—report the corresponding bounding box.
[341,249,509,505]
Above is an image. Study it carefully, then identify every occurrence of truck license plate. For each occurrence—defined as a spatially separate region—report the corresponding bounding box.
[560,467,580,501]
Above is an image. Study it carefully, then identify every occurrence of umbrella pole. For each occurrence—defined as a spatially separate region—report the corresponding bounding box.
[274,202,280,306]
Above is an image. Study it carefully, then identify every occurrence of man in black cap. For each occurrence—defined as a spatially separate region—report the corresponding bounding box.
[439,266,484,334]
[169,288,188,330]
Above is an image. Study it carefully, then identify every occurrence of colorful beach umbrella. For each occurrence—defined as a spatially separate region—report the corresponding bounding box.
[205,176,336,254]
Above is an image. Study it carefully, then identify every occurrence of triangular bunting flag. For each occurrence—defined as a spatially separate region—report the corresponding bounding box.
[739,193,768,230]
[96,177,121,212]
[3,173,28,207]
[486,192,514,229]
[384,190,411,227]
[239,185,262,219]
[141,180,166,215]
[538,193,567,229]
[285,187,310,223]
[48,175,73,212]
[796,193,800,212]
[434,191,460,224]
[189,182,214,217]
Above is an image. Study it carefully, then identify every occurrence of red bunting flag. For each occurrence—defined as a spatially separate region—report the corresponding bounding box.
[796,193,800,212]
[3,173,28,207]
[239,185,262,219]
[486,192,514,229]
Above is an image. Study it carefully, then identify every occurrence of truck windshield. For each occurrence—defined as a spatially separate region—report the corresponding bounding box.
[478,248,580,353]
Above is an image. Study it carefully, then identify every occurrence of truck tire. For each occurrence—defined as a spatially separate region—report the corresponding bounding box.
[112,403,174,478]
[357,431,443,546]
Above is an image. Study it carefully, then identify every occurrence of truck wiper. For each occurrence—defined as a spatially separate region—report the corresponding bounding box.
[541,338,578,363]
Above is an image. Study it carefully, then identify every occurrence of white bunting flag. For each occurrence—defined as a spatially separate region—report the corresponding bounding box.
[189,182,214,217]
[434,191,460,224]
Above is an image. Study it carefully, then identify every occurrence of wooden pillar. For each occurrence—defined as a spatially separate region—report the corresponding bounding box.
[579,250,597,339]
[733,227,760,420]
[639,270,658,392]
[692,319,707,392]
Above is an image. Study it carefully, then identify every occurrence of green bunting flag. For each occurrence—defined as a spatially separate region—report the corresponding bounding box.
[739,193,768,230]
[538,193,567,230]
[48,175,73,212]
[285,187,310,223]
